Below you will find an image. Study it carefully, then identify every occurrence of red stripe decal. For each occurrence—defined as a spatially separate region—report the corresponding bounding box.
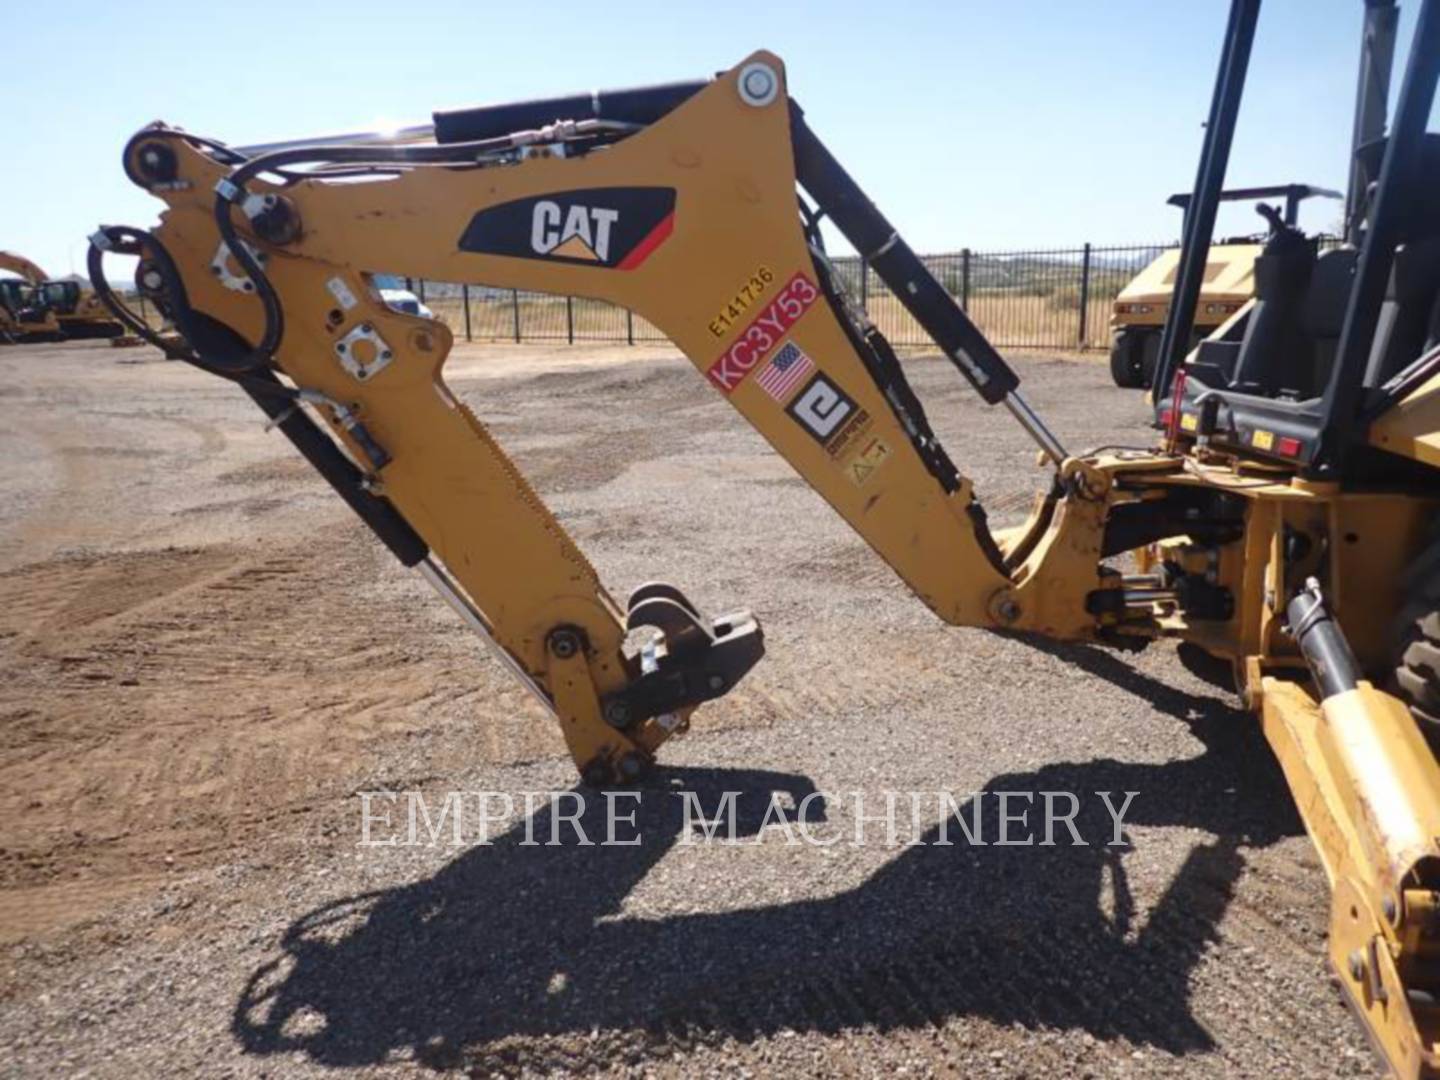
[616,211,674,270]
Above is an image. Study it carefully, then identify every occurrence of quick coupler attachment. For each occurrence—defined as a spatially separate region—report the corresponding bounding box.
[600,582,764,731]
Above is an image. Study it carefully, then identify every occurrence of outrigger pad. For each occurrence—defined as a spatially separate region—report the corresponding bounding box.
[603,583,765,728]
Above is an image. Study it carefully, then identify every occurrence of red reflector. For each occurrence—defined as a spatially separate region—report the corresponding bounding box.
[1159,407,1174,427]
[1276,436,1302,457]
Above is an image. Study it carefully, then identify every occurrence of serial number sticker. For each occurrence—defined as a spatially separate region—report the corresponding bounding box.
[708,265,776,338]
[844,435,891,486]
[706,272,821,394]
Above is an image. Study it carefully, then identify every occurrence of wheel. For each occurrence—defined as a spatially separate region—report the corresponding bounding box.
[1109,329,1144,388]
[1392,531,1440,745]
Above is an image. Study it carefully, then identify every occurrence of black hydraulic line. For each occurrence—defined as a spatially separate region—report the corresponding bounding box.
[1321,0,1440,464]
[1152,0,1261,406]
[1287,582,1360,699]
[211,133,551,373]
[242,371,428,567]
[433,80,708,145]
[89,225,427,568]
[87,234,159,344]
[807,247,961,492]
[787,105,1020,406]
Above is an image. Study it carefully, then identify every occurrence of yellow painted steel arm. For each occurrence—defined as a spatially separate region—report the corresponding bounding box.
[101,47,1440,1077]
[141,56,1027,625]
[1263,678,1440,1078]
[0,251,48,284]
[1372,370,1440,469]
[111,52,1117,780]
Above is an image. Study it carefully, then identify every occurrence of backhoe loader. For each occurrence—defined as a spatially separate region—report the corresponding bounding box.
[90,0,1440,1073]
[0,251,62,342]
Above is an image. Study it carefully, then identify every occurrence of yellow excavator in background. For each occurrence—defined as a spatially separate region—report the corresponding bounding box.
[0,251,63,343]
[0,249,129,344]
[90,0,1440,1073]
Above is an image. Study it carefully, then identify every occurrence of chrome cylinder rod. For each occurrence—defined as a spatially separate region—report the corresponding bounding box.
[415,557,555,715]
[1003,391,1068,466]
[235,123,437,157]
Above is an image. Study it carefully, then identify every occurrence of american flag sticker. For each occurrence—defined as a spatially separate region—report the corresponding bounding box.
[755,341,816,402]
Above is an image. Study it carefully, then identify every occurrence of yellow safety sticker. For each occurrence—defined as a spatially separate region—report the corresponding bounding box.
[1180,413,1198,432]
[1252,429,1274,450]
[844,435,891,486]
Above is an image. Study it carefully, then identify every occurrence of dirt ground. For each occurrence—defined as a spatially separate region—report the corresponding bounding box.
[0,339,1378,1077]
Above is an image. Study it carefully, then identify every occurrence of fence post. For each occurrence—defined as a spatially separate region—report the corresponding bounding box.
[626,308,634,345]
[511,289,521,343]
[859,259,868,310]
[405,276,414,292]
[462,285,472,342]
[960,249,971,311]
[566,296,575,344]
[417,279,426,303]
[1077,242,1092,348]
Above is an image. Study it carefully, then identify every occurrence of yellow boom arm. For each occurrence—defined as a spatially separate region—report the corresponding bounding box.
[98,51,1440,1075]
[0,250,48,284]
[102,53,1115,780]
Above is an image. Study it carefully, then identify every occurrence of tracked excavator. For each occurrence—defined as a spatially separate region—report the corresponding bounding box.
[90,0,1440,1072]
[0,250,128,343]
[35,278,130,341]
[0,251,62,342]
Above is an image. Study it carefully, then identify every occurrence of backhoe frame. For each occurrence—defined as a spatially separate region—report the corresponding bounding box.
[95,6,1440,1072]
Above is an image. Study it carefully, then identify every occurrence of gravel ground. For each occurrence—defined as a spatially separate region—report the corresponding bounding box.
[0,339,1378,1077]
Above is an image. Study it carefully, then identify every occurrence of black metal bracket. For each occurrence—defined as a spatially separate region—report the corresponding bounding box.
[600,582,764,729]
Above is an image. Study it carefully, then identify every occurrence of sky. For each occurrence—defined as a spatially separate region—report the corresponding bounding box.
[3,0,1433,278]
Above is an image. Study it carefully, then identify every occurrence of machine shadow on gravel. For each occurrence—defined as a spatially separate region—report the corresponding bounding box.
[232,646,1302,1072]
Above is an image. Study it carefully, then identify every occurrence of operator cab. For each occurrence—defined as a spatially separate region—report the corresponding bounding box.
[36,280,82,317]
[1158,1,1440,477]
[0,278,48,325]
[0,278,29,318]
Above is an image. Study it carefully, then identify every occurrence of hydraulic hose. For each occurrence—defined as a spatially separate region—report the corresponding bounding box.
[209,130,589,372]
[86,228,168,348]
[1287,578,1360,699]
[88,225,426,567]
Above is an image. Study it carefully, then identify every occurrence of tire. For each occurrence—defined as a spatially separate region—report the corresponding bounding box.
[1109,330,1144,388]
[1392,530,1440,745]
